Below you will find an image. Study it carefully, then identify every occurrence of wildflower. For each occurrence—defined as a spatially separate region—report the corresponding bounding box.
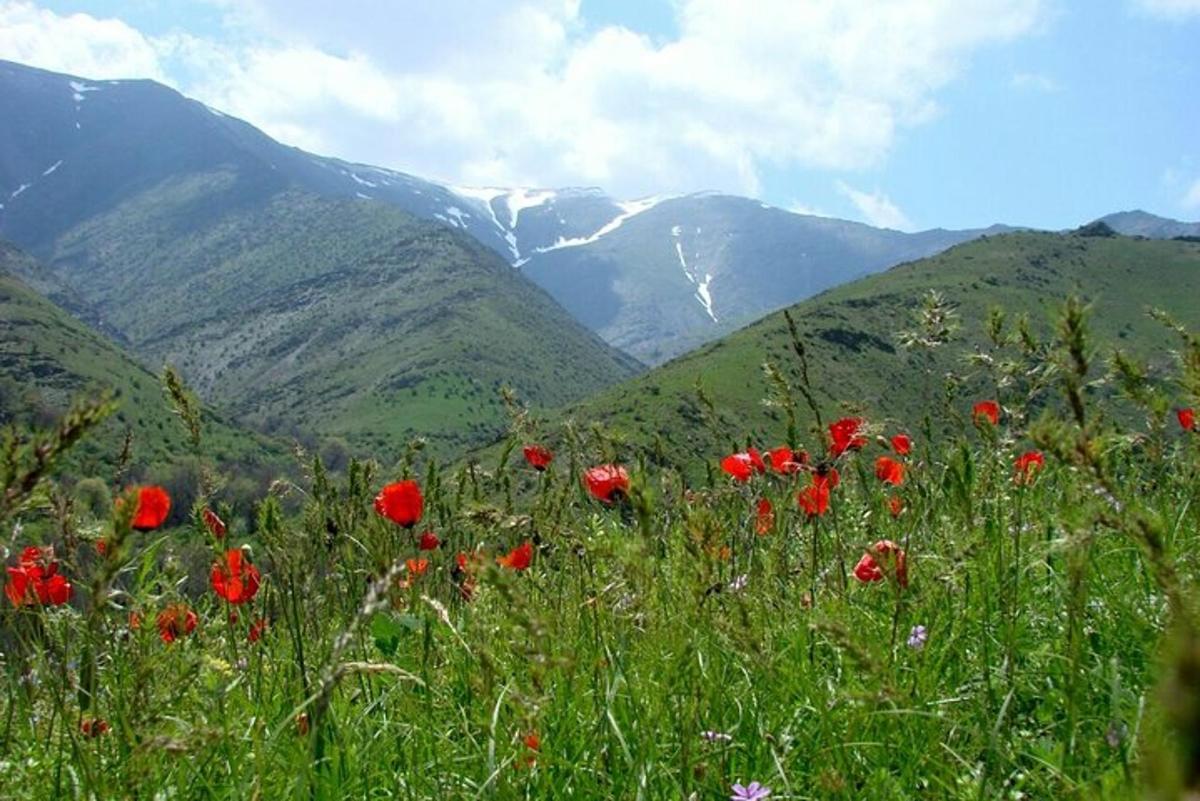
[797,470,838,518]
[399,557,430,589]
[582,464,630,504]
[721,453,755,482]
[374,480,423,528]
[210,549,261,605]
[523,445,554,471]
[755,497,774,535]
[130,486,171,531]
[972,400,1000,426]
[453,551,479,600]
[907,625,928,650]
[80,718,109,737]
[888,495,904,518]
[731,781,772,801]
[521,731,540,768]
[829,417,867,456]
[202,507,227,539]
[768,446,805,474]
[418,531,441,550]
[874,456,905,486]
[728,574,749,592]
[853,540,908,588]
[296,713,310,736]
[1013,450,1045,485]
[701,730,733,742]
[1179,407,1196,432]
[4,546,72,607]
[497,540,533,570]
[722,449,766,482]
[248,618,268,643]
[890,433,912,456]
[156,604,198,644]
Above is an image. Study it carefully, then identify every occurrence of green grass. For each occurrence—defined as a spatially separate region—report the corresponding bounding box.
[2,290,1199,799]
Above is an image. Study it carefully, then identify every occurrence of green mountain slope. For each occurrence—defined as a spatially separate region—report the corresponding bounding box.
[554,231,1200,466]
[0,240,278,472]
[49,190,640,458]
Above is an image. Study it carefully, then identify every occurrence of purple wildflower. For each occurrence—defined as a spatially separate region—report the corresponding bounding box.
[907,624,928,650]
[731,781,771,801]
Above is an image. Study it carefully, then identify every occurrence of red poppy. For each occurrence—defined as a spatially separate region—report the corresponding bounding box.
[453,551,479,601]
[720,453,755,482]
[746,448,766,474]
[890,433,912,456]
[888,495,904,518]
[156,604,198,643]
[972,400,1001,426]
[816,466,841,489]
[202,507,227,539]
[523,445,554,471]
[404,558,429,583]
[80,718,109,737]
[497,540,533,571]
[582,465,630,504]
[1179,407,1196,432]
[521,731,541,768]
[829,417,867,456]
[755,497,774,535]
[131,486,171,531]
[1013,450,1045,485]
[374,480,423,528]
[128,611,142,630]
[211,549,261,605]
[418,531,441,550]
[768,446,806,474]
[797,478,831,518]
[853,540,908,588]
[874,456,905,486]
[4,546,71,607]
[248,617,269,643]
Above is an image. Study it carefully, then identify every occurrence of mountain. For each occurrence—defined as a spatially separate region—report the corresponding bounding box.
[0,239,279,471]
[0,59,638,458]
[547,231,1200,470]
[508,192,1011,363]
[47,190,639,458]
[1,59,1015,367]
[1098,210,1200,239]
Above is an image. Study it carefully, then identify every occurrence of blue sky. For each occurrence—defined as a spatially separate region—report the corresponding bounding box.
[2,0,1197,231]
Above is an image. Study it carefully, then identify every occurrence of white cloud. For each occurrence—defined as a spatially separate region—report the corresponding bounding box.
[1132,0,1200,19]
[0,0,1047,198]
[1183,177,1200,212]
[835,181,914,231]
[0,1,165,80]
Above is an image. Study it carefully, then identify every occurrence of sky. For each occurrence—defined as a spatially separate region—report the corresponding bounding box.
[0,0,1197,231]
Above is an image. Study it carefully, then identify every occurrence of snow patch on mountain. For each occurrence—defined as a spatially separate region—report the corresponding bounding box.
[670,223,718,322]
[68,80,99,103]
[503,188,556,227]
[534,196,669,255]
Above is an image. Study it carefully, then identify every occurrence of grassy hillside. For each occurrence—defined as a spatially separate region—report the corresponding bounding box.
[0,240,280,474]
[549,231,1200,469]
[49,190,640,459]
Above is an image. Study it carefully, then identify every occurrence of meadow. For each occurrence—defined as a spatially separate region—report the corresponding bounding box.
[2,296,1199,800]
